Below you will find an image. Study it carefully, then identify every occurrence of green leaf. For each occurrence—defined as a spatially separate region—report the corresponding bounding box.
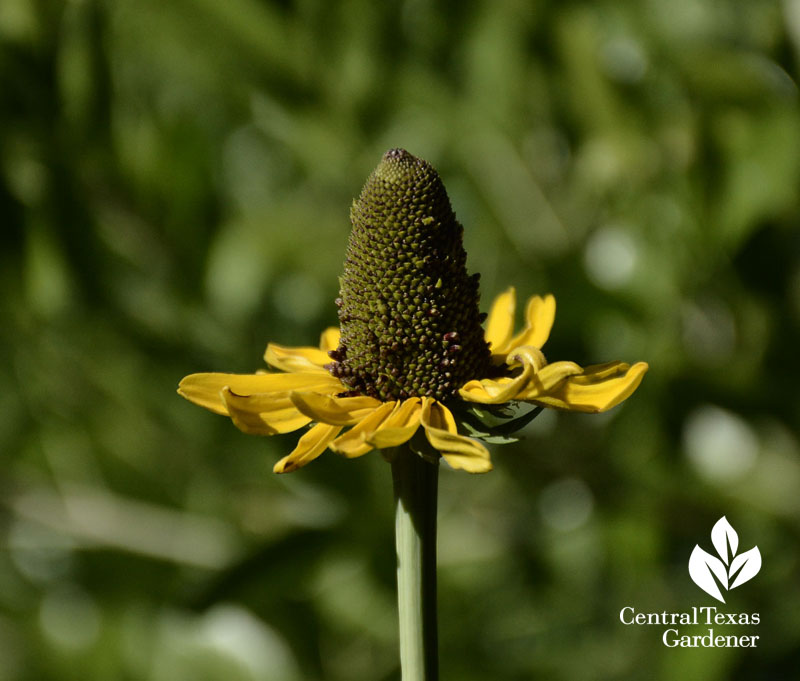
[490,406,544,435]
[458,419,519,444]
[451,402,544,446]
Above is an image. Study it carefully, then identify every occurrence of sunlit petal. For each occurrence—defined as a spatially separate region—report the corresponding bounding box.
[514,360,583,400]
[319,327,341,352]
[421,399,492,473]
[273,423,342,473]
[458,376,516,404]
[264,343,331,373]
[221,388,312,435]
[178,371,342,415]
[458,346,546,404]
[328,401,397,458]
[367,398,424,449]
[506,346,548,371]
[484,287,516,351]
[531,361,649,413]
[507,294,556,351]
[290,392,383,425]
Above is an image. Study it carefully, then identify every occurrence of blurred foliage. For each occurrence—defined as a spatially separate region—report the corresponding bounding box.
[2,0,800,679]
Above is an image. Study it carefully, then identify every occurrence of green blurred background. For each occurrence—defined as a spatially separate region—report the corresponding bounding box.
[2,0,799,679]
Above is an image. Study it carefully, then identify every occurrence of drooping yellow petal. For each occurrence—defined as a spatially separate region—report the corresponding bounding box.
[328,401,397,458]
[367,397,423,449]
[264,343,331,373]
[319,327,341,352]
[530,361,649,413]
[458,346,547,404]
[484,287,516,351]
[506,294,556,352]
[221,388,312,435]
[421,399,492,473]
[506,346,548,370]
[178,372,342,415]
[273,423,342,473]
[290,392,383,426]
[458,376,516,404]
[513,360,583,400]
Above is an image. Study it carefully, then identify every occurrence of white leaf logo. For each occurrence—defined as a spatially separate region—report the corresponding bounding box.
[711,516,738,565]
[729,547,762,589]
[689,546,728,601]
[688,516,761,603]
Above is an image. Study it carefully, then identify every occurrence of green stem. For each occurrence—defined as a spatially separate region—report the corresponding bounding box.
[391,446,439,681]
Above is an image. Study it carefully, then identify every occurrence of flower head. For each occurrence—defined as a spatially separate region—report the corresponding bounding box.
[179,150,648,474]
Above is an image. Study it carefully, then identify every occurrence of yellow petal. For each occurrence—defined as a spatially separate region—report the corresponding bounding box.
[221,388,312,435]
[514,360,583,400]
[484,287,516,351]
[178,372,342,415]
[421,399,492,474]
[458,346,546,404]
[506,346,548,370]
[328,401,397,458]
[290,392,384,426]
[458,376,517,404]
[273,423,342,473]
[264,343,330,373]
[506,294,556,351]
[367,398,423,449]
[319,327,341,352]
[531,361,649,413]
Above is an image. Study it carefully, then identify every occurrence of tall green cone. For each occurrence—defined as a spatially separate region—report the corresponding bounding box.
[328,148,491,402]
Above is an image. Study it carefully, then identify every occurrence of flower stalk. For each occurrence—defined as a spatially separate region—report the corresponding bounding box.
[392,446,439,681]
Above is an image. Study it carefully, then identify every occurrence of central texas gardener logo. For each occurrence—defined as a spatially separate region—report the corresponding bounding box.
[689,517,761,604]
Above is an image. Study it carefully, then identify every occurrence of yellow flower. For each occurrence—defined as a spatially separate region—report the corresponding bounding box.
[180,149,647,474]
[178,287,647,475]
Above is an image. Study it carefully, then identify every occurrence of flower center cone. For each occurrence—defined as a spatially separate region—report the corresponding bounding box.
[328,148,491,402]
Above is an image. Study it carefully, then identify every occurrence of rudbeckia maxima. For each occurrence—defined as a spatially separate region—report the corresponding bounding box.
[179,287,648,474]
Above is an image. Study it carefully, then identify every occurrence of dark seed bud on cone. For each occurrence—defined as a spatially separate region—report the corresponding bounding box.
[329,148,491,401]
